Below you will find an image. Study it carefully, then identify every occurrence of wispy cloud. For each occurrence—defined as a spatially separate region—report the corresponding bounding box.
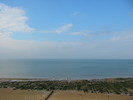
[1,35,133,59]
[110,31,133,42]
[68,31,113,37]
[0,3,34,38]
[43,24,73,34]
[43,24,93,37]
[71,12,80,16]
[68,31,91,37]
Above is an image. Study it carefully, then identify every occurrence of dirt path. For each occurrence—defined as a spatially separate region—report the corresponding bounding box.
[45,91,54,100]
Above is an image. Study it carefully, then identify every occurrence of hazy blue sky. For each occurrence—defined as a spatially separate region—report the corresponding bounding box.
[0,0,133,59]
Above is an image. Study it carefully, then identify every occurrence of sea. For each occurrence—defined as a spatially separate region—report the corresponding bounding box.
[0,59,133,80]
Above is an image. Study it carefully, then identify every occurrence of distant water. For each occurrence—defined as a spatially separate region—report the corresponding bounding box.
[0,59,133,79]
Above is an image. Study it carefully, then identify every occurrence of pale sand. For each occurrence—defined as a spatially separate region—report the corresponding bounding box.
[49,90,133,100]
[0,88,47,100]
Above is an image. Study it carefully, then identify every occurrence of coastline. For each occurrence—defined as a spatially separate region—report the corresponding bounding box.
[0,77,133,82]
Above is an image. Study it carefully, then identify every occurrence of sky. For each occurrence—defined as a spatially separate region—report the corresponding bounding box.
[0,0,133,59]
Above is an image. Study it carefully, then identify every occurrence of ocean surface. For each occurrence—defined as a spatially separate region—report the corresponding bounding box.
[0,59,133,79]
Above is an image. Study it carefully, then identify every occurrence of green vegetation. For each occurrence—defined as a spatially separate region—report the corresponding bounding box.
[0,78,133,96]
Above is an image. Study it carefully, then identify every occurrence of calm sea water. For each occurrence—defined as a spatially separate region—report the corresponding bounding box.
[0,59,133,79]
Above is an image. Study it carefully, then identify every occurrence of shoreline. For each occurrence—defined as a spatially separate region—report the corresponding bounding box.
[0,77,133,82]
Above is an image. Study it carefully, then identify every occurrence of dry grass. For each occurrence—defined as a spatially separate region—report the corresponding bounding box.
[50,90,133,100]
[0,88,47,100]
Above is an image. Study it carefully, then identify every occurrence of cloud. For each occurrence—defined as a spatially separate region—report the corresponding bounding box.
[1,36,133,59]
[0,31,11,39]
[0,3,133,59]
[69,30,133,41]
[110,31,133,42]
[111,37,121,42]
[71,12,80,16]
[0,3,34,38]
[43,24,93,37]
[68,31,91,37]
[68,31,112,37]
[43,24,73,34]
